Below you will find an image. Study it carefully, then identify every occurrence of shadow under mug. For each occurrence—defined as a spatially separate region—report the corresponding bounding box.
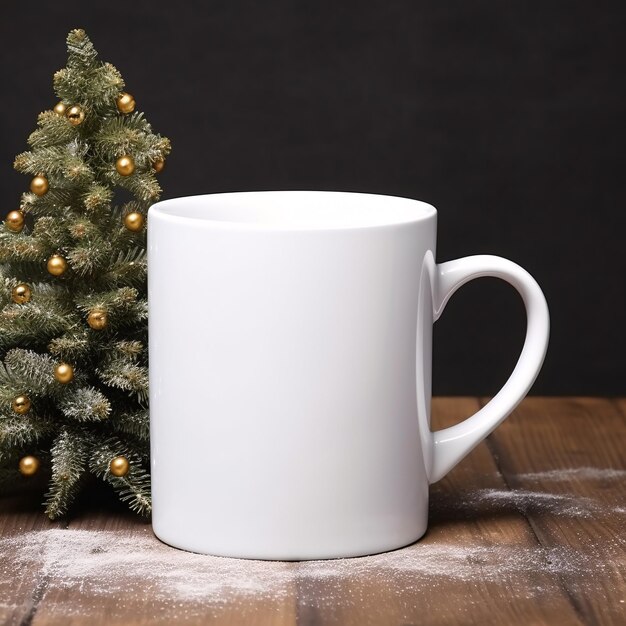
[147,191,549,560]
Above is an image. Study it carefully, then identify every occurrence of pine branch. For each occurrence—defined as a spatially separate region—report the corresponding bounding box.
[48,328,91,361]
[108,169,162,202]
[0,278,69,316]
[20,189,76,218]
[0,382,20,408]
[113,340,145,359]
[67,217,103,241]
[67,236,114,277]
[0,231,43,263]
[28,111,77,149]
[55,31,124,110]
[32,215,73,252]
[22,280,72,301]
[81,183,113,214]
[109,406,149,441]
[96,357,149,402]
[14,142,94,187]
[94,62,126,105]
[0,260,51,286]
[89,436,151,516]
[0,415,55,449]
[44,428,91,519]
[154,136,172,157]
[74,286,147,331]
[0,302,73,350]
[0,281,74,350]
[1,348,85,397]
[66,29,99,71]
[1,214,75,265]
[58,386,111,422]
[0,271,11,308]
[94,113,155,157]
[0,349,56,393]
[98,247,147,288]
[105,203,148,250]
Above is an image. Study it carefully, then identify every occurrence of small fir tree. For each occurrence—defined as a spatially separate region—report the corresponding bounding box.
[0,29,171,518]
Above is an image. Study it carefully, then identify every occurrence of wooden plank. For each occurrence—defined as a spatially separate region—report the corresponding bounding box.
[290,397,583,626]
[28,501,299,626]
[0,494,60,626]
[486,397,626,626]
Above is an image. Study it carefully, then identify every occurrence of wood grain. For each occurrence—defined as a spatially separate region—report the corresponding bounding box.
[485,397,626,626]
[27,506,299,626]
[0,495,62,626]
[0,397,624,625]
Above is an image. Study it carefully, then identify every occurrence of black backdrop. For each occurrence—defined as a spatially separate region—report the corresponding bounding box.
[1,1,624,395]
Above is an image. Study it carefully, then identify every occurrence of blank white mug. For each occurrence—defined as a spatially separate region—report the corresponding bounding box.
[147,191,549,560]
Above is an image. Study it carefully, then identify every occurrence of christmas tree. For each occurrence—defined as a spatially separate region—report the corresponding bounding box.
[0,29,171,518]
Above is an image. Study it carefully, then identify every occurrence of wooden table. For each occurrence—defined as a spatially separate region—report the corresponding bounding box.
[1,398,625,626]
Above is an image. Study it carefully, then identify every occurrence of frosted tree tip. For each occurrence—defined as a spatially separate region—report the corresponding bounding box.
[69,28,87,41]
[13,154,27,171]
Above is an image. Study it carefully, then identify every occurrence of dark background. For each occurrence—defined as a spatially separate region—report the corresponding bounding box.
[1,1,624,395]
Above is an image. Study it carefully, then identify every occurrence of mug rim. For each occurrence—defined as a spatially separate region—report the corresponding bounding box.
[148,190,437,231]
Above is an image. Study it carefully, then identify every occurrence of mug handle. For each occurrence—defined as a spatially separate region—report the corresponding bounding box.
[428,255,550,483]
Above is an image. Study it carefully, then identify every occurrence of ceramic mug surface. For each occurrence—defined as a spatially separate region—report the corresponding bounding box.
[147,191,549,560]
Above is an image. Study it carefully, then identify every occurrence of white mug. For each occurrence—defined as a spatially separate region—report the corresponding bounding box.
[147,191,549,560]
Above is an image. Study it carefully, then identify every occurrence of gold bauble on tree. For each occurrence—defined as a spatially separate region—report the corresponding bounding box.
[152,157,165,173]
[54,362,74,384]
[124,211,144,232]
[87,308,108,330]
[30,174,49,196]
[5,210,25,233]
[12,394,32,415]
[19,455,40,476]
[54,101,66,116]
[109,456,130,477]
[47,253,68,276]
[12,283,32,304]
[115,155,135,176]
[116,92,136,114]
[66,104,85,126]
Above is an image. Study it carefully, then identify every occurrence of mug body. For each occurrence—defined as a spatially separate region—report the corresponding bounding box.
[148,191,437,559]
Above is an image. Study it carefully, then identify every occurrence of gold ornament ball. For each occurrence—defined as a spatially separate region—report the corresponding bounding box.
[87,308,108,330]
[152,157,165,173]
[116,92,136,114]
[54,362,74,384]
[124,211,145,232]
[12,394,32,415]
[109,456,130,477]
[47,254,68,276]
[54,101,66,116]
[66,104,85,126]
[6,210,25,233]
[12,283,32,304]
[30,175,49,196]
[116,155,135,176]
[19,455,40,477]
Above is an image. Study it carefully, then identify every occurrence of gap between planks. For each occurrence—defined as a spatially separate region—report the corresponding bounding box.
[480,398,590,626]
